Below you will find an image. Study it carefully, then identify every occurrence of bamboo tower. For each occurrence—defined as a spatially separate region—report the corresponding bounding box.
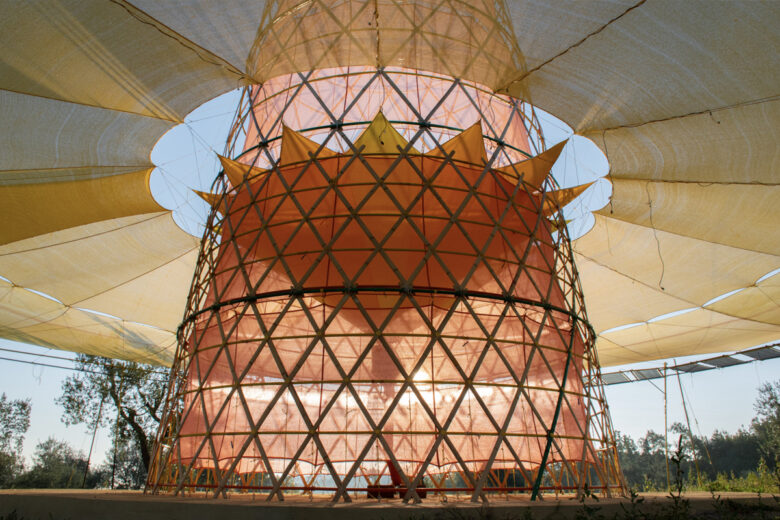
[147,66,624,502]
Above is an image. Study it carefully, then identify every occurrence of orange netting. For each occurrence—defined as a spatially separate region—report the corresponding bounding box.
[149,69,620,498]
[179,153,587,474]
[237,67,533,169]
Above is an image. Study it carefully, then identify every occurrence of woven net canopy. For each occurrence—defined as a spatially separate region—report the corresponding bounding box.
[2,0,777,368]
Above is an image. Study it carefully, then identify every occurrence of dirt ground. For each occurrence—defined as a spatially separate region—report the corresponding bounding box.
[1,489,778,519]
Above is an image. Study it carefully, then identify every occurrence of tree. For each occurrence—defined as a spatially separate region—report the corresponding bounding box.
[696,428,760,480]
[0,393,31,487]
[56,355,168,486]
[614,380,780,493]
[14,438,105,488]
[99,437,147,489]
[615,429,676,490]
[614,431,644,487]
[752,379,780,489]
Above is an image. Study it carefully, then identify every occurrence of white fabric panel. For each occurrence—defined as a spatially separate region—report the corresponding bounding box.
[597,308,780,367]
[575,214,780,312]
[0,90,170,172]
[127,0,267,74]
[0,213,198,330]
[0,0,245,120]
[78,248,199,331]
[584,99,780,185]
[0,280,175,365]
[600,180,780,256]
[574,252,693,333]
[707,272,780,327]
[577,210,780,363]
[512,0,780,132]
[506,0,636,71]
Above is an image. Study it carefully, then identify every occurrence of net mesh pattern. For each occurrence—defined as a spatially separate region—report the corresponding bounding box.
[148,68,623,501]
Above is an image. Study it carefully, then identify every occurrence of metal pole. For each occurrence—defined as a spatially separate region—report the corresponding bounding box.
[664,363,670,491]
[111,376,125,489]
[676,370,702,487]
[82,393,106,488]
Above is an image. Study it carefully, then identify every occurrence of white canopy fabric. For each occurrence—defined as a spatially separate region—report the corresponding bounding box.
[0,0,777,366]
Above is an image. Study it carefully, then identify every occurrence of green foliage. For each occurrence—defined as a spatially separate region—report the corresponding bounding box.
[56,354,167,486]
[0,451,24,489]
[699,429,762,479]
[13,438,105,489]
[665,436,691,519]
[751,380,780,491]
[0,394,31,455]
[0,394,31,487]
[616,429,676,491]
[99,437,147,489]
[616,378,780,495]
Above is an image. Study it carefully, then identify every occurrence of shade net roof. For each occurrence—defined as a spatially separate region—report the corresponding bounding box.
[0,0,778,367]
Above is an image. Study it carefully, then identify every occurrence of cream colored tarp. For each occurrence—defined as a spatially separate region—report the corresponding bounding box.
[0,279,176,366]
[0,213,198,330]
[0,0,240,363]
[0,0,777,366]
[0,207,198,364]
[595,309,780,368]
[575,214,779,325]
[0,169,160,245]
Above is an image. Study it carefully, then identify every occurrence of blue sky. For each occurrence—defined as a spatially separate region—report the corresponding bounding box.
[1,88,777,468]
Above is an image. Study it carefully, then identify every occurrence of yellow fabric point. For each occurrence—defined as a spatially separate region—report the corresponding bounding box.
[279,125,336,166]
[543,182,594,215]
[427,121,487,166]
[549,218,572,233]
[497,140,568,188]
[217,155,267,187]
[353,112,419,155]
[193,189,227,215]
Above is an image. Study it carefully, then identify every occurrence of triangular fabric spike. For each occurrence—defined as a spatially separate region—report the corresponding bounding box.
[497,140,567,189]
[549,218,573,233]
[217,155,267,187]
[542,182,595,215]
[193,189,227,214]
[427,121,487,165]
[353,112,419,155]
[194,189,220,207]
[279,125,336,166]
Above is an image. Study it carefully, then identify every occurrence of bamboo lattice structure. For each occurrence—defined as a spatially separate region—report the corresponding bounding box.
[147,66,625,502]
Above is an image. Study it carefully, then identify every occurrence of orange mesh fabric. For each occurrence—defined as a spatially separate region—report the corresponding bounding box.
[178,154,587,474]
[149,68,621,499]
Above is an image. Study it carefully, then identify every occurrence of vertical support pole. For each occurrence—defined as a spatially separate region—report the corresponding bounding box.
[83,392,106,488]
[664,362,670,491]
[676,370,702,487]
[530,330,575,501]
